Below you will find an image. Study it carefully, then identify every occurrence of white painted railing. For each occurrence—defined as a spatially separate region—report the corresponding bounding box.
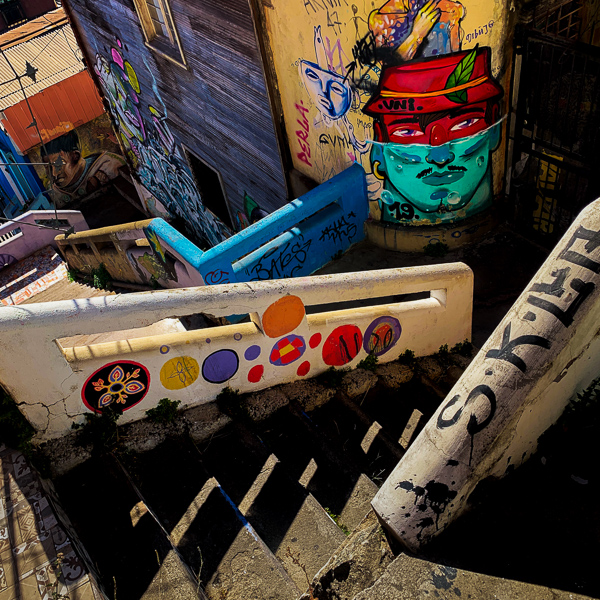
[373,198,600,551]
[0,210,88,265]
[0,264,472,440]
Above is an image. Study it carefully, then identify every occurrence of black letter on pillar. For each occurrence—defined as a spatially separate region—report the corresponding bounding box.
[485,322,551,372]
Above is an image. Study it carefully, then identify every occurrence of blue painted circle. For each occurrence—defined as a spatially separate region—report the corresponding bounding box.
[202,349,239,384]
[244,345,262,361]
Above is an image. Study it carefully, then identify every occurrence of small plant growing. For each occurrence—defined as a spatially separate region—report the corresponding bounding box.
[66,268,78,283]
[324,507,351,536]
[145,398,181,424]
[317,366,350,388]
[357,353,378,372]
[216,387,240,403]
[423,241,449,257]
[72,404,122,453]
[436,343,450,358]
[451,339,473,357]
[44,553,70,599]
[91,263,111,289]
[397,349,416,365]
[0,385,35,454]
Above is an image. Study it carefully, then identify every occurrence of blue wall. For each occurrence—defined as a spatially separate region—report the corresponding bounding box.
[0,128,45,217]
[144,163,368,285]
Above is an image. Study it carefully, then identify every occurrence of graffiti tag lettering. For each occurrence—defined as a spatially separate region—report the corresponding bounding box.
[319,215,357,244]
[245,237,312,281]
[295,101,313,167]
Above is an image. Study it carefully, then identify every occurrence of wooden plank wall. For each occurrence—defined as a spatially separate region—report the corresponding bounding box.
[66,0,288,239]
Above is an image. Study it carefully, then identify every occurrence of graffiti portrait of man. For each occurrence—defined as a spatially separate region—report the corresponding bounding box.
[43,130,126,202]
[363,47,503,224]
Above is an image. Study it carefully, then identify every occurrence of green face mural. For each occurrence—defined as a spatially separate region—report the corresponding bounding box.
[363,46,504,224]
[370,119,501,222]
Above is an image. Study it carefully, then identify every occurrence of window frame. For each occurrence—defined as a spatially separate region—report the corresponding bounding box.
[182,145,234,231]
[132,0,187,69]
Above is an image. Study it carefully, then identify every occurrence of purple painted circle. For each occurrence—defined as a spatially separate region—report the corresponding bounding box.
[363,316,402,357]
[244,345,262,361]
[234,333,243,341]
[202,349,239,384]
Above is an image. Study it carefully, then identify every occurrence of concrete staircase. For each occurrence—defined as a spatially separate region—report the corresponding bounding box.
[45,353,594,600]
[20,277,115,303]
[0,244,115,306]
[51,365,431,600]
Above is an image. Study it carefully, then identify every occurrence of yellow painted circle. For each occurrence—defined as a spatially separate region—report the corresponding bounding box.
[160,356,199,390]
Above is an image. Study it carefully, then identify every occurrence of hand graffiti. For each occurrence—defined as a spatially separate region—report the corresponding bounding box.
[366,172,383,202]
[397,0,441,61]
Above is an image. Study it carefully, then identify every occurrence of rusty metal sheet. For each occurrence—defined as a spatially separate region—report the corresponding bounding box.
[2,70,105,152]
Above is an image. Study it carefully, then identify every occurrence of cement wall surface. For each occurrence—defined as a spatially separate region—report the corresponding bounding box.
[373,197,600,550]
[0,263,472,440]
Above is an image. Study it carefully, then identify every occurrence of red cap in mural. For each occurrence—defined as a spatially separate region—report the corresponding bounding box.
[363,47,502,116]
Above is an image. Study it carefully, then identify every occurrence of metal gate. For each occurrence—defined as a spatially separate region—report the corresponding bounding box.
[508,26,600,248]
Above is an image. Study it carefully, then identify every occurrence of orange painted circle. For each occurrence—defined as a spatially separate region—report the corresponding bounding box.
[262,295,306,338]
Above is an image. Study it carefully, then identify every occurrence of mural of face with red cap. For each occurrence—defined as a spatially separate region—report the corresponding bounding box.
[363,47,503,224]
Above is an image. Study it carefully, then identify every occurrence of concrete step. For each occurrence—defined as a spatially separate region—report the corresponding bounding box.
[195,423,347,591]
[353,554,597,600]
[20,278,115,304]
[249,404,379,533]
[119,438,301,600]
[300,510,395,600]
[52,454,201,600]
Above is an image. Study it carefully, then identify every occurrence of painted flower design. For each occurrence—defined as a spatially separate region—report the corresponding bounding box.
[92,365,146,409]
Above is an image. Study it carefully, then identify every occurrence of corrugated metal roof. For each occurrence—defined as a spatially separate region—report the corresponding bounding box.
[2,69,105,153]
[0,10,85,111]
[0,9,68,50]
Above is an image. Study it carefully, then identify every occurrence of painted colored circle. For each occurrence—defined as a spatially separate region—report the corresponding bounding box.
[262,295,306,338]
[206,338,211,344]
[297,361,311,377]
[322,325,363,367]
[202,349,239,384]
[82,360,150,414]
[160,356,200,390]
[363,316,402,357]
[309,333,322,349]
[244,345,262,361]
[270,335,306,366]
[159,345,170,354]
[248,365,264,383]
[234,333,243,341]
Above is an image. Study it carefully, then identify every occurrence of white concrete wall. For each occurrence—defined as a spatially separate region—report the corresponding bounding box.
[0,210,88,262]
[373,198,600,551]
[0,264,472,440]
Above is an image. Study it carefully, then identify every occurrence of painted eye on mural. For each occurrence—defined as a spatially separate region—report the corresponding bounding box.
[304,68,321,81]
[391,128,424,139]
[329,81,346,96]
[450,118,482,132]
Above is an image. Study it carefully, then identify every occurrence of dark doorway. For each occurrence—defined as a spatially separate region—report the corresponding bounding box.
[184,148,233,230]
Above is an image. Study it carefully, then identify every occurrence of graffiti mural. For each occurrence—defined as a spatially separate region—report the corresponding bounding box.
[94,40,231,248]
[41,129,125,205]
[265,0,507,226]
[365,46,503,224]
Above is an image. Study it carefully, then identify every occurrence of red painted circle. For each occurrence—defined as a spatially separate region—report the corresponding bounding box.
[322,325,363,367]
[248,365,264,383]
[309,333,322,349]
[297,361,311,377]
